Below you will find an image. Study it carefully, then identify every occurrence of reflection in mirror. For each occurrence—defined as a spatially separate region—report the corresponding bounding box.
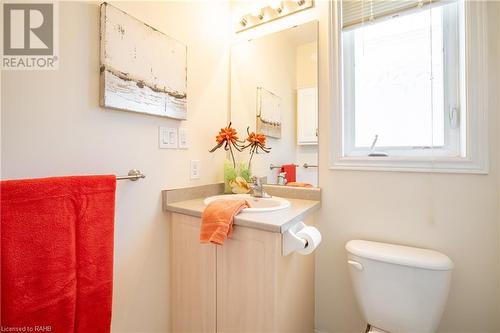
[231,21,318,187]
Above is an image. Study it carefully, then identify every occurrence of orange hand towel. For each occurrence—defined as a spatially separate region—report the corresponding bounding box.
[200,199,248,245]
[286,182,313,188]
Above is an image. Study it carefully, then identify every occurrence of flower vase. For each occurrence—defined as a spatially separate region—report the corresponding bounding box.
[224,160,252,194]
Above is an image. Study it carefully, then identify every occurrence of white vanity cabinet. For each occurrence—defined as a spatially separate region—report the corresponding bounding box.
[297,87,318,145]
[170,212,315,333]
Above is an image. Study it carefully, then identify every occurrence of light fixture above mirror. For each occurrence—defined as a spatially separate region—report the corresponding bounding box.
[237,0,314,33]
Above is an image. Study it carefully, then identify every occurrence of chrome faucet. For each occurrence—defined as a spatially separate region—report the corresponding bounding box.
[250,176,271,198]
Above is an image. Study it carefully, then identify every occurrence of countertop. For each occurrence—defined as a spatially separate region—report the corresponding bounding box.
[165,197,320,233]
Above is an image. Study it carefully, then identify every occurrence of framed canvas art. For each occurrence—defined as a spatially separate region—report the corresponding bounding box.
[99,3,187,119]
[256,87,281,139]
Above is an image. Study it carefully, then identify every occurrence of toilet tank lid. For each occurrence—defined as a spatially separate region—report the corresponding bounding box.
[346,240,454,270]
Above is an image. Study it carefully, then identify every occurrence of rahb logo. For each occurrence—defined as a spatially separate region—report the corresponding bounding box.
[2,1,59,70]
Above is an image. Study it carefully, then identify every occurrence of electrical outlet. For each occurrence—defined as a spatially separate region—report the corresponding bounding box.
[190,160,200,179]
[159,127,178,149]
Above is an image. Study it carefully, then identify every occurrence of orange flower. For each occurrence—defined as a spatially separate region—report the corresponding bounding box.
[242,127,271,169]
[216,126,239,145]
[209,122,244,168]
[246,132,266,145]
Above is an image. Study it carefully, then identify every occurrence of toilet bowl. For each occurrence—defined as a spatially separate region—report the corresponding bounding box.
[346,240,454,333]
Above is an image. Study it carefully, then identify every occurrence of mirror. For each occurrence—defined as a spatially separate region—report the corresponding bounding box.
[230,21,319,187]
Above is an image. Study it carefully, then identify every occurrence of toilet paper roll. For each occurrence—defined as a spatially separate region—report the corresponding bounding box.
[296,226,322,255]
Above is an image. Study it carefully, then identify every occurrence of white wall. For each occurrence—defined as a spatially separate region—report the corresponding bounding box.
[1,1,231,332]
[296,42,318,89]
[232,1,500,332]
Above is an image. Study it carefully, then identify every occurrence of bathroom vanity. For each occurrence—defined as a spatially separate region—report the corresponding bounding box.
[163,184,320,333]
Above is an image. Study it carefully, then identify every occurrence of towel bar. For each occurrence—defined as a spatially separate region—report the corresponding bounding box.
[303,163,318,169]
[116,169,146,181]
[269,163,299,170]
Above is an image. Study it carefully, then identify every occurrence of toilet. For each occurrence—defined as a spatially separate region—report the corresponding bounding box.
[345,240,454,333]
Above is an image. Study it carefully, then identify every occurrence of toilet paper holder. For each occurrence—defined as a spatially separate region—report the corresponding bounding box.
[283,221,308,256]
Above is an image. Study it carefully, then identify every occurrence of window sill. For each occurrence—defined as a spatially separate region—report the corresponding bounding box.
[330,156,488,174]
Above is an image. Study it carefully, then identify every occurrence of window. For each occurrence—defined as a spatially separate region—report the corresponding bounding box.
[343,1,461,157]
[330,0,489,173]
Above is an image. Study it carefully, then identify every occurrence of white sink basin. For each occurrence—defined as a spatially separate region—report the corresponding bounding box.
[203,194,290,213]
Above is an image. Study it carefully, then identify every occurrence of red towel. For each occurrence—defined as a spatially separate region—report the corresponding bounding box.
[1,175,116,333]
[281,164,297,183]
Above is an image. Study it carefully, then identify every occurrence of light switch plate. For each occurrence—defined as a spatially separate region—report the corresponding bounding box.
[190,160,200,179]
[159,127,178,149]
[178,127,189,149]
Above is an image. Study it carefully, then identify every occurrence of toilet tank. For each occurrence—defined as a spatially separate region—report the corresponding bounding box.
[346,240,453,333]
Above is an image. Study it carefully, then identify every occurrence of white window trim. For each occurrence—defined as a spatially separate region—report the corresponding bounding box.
[329,0,489,174]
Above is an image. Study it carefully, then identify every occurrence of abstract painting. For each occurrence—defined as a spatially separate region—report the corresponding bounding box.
[256,87,281,139]
[99,3,187,119]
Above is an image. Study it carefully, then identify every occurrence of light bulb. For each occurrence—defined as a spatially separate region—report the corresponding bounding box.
[250,5,264,19]
[262,6,279,19]
[270,0,283,13]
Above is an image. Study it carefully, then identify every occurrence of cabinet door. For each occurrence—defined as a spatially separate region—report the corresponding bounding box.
[171,213,216,333]
[216,226,280,332]
[297,87,318,145]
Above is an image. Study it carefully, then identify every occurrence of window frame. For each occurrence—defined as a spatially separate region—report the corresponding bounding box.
[329,0,489,174]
